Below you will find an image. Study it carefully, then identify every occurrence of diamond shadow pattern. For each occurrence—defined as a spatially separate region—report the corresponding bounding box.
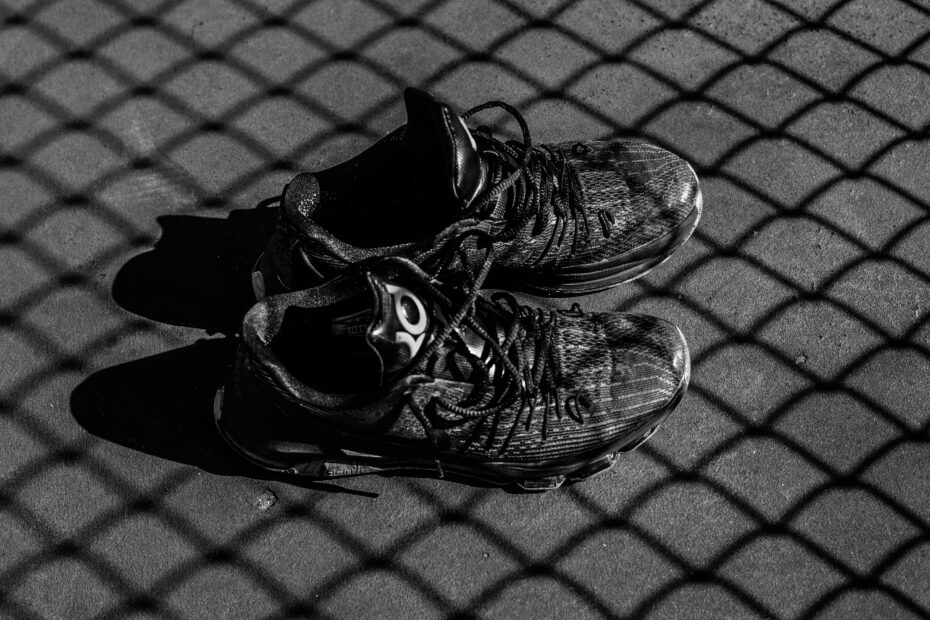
[1,0,930,617]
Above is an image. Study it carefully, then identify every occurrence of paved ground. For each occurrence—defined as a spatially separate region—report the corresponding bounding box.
[2,0,929,618]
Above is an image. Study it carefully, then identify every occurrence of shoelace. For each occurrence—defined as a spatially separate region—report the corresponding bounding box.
[401,252,589,474]
[461,100,591,263]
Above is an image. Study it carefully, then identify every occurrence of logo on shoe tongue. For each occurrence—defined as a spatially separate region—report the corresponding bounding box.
[384,283,428,359]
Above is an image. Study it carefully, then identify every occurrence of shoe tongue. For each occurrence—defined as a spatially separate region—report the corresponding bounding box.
[327,268,509,386]
[401,87,485,210]
[360,271,508,385]
[328,271,437,386]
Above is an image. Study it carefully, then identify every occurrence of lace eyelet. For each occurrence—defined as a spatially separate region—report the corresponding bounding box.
[572,143,590,156]
[565,394,588,423]
[597,209,616,238]
[561,303,585,318]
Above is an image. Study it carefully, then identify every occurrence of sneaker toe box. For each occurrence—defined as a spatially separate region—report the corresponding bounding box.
[602,313,691,426]
[569,141,702,253]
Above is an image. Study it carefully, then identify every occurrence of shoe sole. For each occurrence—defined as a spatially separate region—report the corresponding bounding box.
[489,162,703,296]
[214,357,689,492]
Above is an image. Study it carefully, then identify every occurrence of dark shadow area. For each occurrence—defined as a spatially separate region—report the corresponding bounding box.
[112,202,278,336]
[71,202,377,497]
[71,338,243,474]
[70,337,378,499]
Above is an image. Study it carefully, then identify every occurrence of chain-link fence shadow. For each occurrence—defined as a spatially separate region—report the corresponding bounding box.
[2,0,929,617]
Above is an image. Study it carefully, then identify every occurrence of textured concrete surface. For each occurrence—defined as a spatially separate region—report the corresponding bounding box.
[2,0,930,618]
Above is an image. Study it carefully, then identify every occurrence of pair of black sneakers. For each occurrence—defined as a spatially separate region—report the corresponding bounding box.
[215,88,702,491]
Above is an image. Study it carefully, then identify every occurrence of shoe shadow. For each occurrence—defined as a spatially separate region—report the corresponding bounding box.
[71,338,244,474]
[71,201,374,495]
[111,201,278,336]
[70,338,372,495]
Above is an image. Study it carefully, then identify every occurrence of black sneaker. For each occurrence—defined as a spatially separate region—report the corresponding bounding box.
[253,87,701,299]
[218,256,690,491]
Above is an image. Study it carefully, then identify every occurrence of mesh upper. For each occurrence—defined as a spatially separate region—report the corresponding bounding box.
[492,140,700,270]
[444,311,688,461]
[274,139,699,294]
[233,285,689,464]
